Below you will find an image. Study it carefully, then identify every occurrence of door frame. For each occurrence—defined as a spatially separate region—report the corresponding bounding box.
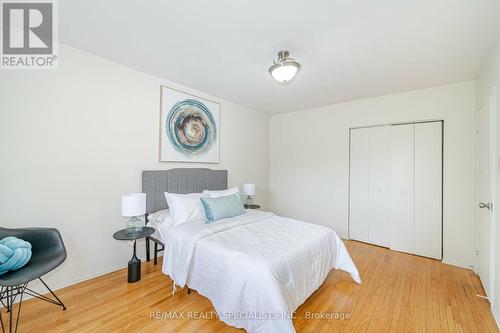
[475,87,496,302]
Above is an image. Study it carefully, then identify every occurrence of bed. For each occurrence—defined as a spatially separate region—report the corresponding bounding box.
[142,168,360,333]
[143,169,228,264]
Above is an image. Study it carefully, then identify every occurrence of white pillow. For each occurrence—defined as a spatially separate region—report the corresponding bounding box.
[203,187,240,199]
[164,192,207,226]
[147,209,172,224]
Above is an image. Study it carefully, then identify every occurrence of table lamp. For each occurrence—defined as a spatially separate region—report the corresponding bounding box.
[242,183,256,205]
[121,193,146,234]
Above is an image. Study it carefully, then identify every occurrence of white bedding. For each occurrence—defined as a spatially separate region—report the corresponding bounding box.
[162,210,360,333]
[147,219,163,240]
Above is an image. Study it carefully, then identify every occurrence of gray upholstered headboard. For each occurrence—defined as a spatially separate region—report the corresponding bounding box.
[142,168,228,213]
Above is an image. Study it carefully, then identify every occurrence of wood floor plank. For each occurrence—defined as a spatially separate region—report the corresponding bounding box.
[1,241,497,332]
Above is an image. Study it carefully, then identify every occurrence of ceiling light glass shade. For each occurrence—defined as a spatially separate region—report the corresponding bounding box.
[268,50,301,84]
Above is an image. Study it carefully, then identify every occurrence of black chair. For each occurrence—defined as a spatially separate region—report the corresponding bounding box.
[0,227,67,333]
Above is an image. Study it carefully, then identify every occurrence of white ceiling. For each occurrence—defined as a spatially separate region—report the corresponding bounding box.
[60,0,500,114]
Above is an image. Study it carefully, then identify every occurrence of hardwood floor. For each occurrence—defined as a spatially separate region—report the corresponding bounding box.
[2,241,498,332]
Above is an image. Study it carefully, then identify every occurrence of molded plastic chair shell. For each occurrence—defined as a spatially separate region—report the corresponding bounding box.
[0,227,66,287]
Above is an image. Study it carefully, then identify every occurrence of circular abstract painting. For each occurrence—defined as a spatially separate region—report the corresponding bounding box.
[165,99,217,156]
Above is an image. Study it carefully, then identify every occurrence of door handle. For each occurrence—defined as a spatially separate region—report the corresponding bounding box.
[479,202,492,210]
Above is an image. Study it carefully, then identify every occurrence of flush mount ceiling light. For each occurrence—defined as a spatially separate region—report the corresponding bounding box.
[268,50,301,84]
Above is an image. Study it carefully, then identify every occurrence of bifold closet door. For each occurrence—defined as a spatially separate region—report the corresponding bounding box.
[349,126,390,246]
[414,122,442,259]
[368,126,390,247]
[389,124,415,254]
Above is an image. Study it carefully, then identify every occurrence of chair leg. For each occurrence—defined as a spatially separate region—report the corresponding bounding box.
[0,279,64,333]
[13,287,24,333]
[154,242,158,265]
[38,278,66,311]
[0,283,27,333]
[0,302,4,333]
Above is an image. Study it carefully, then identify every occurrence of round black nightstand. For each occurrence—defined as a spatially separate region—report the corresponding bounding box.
[244,204,261,209]
[113,227,155,283]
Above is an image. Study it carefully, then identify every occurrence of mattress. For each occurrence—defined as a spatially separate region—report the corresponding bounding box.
[146,219,165,242]
[162,210,360,333]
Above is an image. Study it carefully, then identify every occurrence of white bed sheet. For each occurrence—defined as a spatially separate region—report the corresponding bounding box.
[147,219,164,241]
[162,210,360,333]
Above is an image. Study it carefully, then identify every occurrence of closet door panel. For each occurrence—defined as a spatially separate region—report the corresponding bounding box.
[368,126,390,247]
[389,124,415,254]
[349,128,370,243]
[414,122,442,259]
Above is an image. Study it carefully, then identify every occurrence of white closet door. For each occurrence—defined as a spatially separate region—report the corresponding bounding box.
[368,126,390,247]
[349,128,370,242]
[390,124,415,254]
[414,122,442,259]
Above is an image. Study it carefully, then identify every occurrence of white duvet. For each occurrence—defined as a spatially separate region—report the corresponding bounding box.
[162,210,360,333]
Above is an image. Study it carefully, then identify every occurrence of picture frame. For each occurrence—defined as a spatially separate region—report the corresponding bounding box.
[159,86,220,163]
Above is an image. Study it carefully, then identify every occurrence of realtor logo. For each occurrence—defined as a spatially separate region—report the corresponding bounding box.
[1,0,58,69]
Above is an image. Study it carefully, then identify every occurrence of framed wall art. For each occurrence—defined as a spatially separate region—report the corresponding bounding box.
[160,86,220,163]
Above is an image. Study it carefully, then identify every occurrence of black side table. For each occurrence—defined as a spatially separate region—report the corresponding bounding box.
[244,204,261,209]
[113,227,155,283]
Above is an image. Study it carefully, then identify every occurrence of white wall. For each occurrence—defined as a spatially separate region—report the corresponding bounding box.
[476,37,500,327]
[270,81,476,268]
[0,44,270,290]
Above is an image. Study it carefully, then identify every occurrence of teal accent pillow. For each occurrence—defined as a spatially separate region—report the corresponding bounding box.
[0,237,32,275]
[200,193,246,223]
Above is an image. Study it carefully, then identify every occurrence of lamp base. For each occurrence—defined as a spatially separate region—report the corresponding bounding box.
[126,216,144,235]
[244,195,254,206]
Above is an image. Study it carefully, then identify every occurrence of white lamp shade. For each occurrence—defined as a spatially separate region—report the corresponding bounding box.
[270,64,299,83]
[242,184,256,196]
[121,193,146,217]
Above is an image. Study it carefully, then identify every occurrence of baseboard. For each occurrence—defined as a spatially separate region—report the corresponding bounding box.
[15,254,163,304]
[441,258,474,270]
[52,263,129,291]
[492,305,500,330]
[17,263,128,303]
[49,253,165,292]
